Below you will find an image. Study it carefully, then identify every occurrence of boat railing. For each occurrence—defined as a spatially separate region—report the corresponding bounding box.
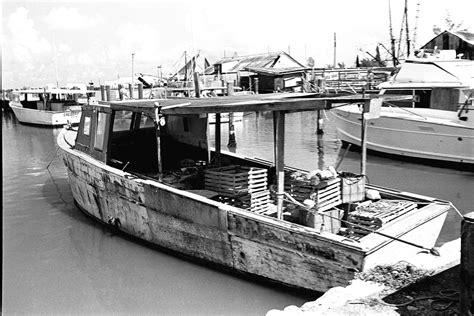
[384,101,428,120]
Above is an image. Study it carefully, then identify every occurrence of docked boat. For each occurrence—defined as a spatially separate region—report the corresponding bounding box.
[9,87,93,126]
[330,54,474,166]
[57,93,452,292]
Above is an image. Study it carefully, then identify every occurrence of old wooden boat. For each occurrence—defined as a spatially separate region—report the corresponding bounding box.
[57,93,451,292]
[331,56,474,166]
[9,87,93,126]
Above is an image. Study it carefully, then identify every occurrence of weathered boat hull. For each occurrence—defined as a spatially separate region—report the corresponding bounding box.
[331,105,474,165]
[59,128,450,292]
[10,104,82,126]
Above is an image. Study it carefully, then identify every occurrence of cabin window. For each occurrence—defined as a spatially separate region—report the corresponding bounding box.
[94,112,108,150]
[113,110,133,131]
[139,113,155,128]
[383,89,431,108]
[84,116,91,136]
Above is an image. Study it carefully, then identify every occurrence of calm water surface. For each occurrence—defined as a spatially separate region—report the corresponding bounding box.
[3,109,473,315]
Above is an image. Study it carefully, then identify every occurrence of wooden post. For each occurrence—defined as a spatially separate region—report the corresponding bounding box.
[360,100,370,176]
[254,77,259,94]
[105,85,111,101]
[43,87,47,110]
[316,110,324,134]
[193,72,201,98]
[226,81,237,147]
[118,84,123,100]
[138,83,143,99]
[154,104,163,181]
[215,113,221,166]
[100,85,106,101]
[273,111,285,220]
[226,81,234,96]
[461,212,474,315]
[236,71,241,87]
[129,83,134,99]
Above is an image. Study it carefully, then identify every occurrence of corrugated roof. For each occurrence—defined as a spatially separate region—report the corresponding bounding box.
[421,30,474,47]
[452,30,474,45]
[208,52,304,74]
[244,66,306,76]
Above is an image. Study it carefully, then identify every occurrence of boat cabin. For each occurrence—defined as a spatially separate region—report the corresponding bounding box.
[11,88,92,111]
[379,59,474,110]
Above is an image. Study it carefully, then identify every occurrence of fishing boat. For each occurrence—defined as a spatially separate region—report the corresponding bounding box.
[330,54,474,166]
[9,87,93,126]
[57,93,452,292]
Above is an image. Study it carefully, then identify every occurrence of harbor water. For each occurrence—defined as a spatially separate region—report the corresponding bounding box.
[3,109,473,315]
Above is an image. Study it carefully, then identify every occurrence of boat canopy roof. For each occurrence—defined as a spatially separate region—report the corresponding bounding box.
[13,88,94,94]
[97,93,386,116]
[380,59,474,89]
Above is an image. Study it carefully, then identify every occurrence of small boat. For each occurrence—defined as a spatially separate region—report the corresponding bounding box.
[9,87,94,126]
[330,54,474,166]
[58,93,452,292]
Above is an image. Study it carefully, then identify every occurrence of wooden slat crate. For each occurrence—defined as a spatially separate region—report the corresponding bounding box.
[205,165,271,214]
[300,207,344,234]
[204,165,267,197]
[346,199,417,239]
[284,174,342,212]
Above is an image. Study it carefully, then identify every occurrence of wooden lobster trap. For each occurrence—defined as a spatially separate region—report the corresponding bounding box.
[284,173,342,212]
[346,199,418,239]
[204,165,270,214]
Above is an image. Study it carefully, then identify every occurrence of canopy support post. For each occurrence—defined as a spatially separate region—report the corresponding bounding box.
[273,110,285,220]
[154,103,163,181]
[360,100,370,177]
[215,113,221,166]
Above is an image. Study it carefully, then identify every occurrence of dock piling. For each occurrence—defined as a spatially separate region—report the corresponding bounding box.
[194,72,201,98]
[461,212,474,315]
[105,85,111,101]
[138,83,143,99]
[100,85,106,101]
[316,110,324,134]
[129,83,134,99]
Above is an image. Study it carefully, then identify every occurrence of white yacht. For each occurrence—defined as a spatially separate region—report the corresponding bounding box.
[331,51,474,166]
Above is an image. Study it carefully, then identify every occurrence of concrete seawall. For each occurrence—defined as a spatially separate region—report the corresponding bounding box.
[268,239,460,315]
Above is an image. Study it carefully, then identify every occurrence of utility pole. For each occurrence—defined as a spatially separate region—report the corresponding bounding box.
[131,53,135,98]
[333,33,337,68]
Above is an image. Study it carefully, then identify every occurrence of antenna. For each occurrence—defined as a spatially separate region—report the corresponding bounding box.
[412,1,421,52]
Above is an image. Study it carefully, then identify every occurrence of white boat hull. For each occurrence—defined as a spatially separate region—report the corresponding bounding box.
[331,105,474,165]
[10,104,82,126]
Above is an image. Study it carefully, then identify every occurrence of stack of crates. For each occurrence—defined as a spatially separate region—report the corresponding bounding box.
[346,200,418,239]
[204,165,270,214]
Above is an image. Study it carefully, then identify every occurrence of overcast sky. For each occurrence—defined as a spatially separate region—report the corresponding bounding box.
[2,0,473,89]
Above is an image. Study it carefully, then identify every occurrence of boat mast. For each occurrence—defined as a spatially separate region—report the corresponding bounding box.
[388,0,397,66]
[184,51,188,83]
[404,0,411,58]
[412,1,420,53]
